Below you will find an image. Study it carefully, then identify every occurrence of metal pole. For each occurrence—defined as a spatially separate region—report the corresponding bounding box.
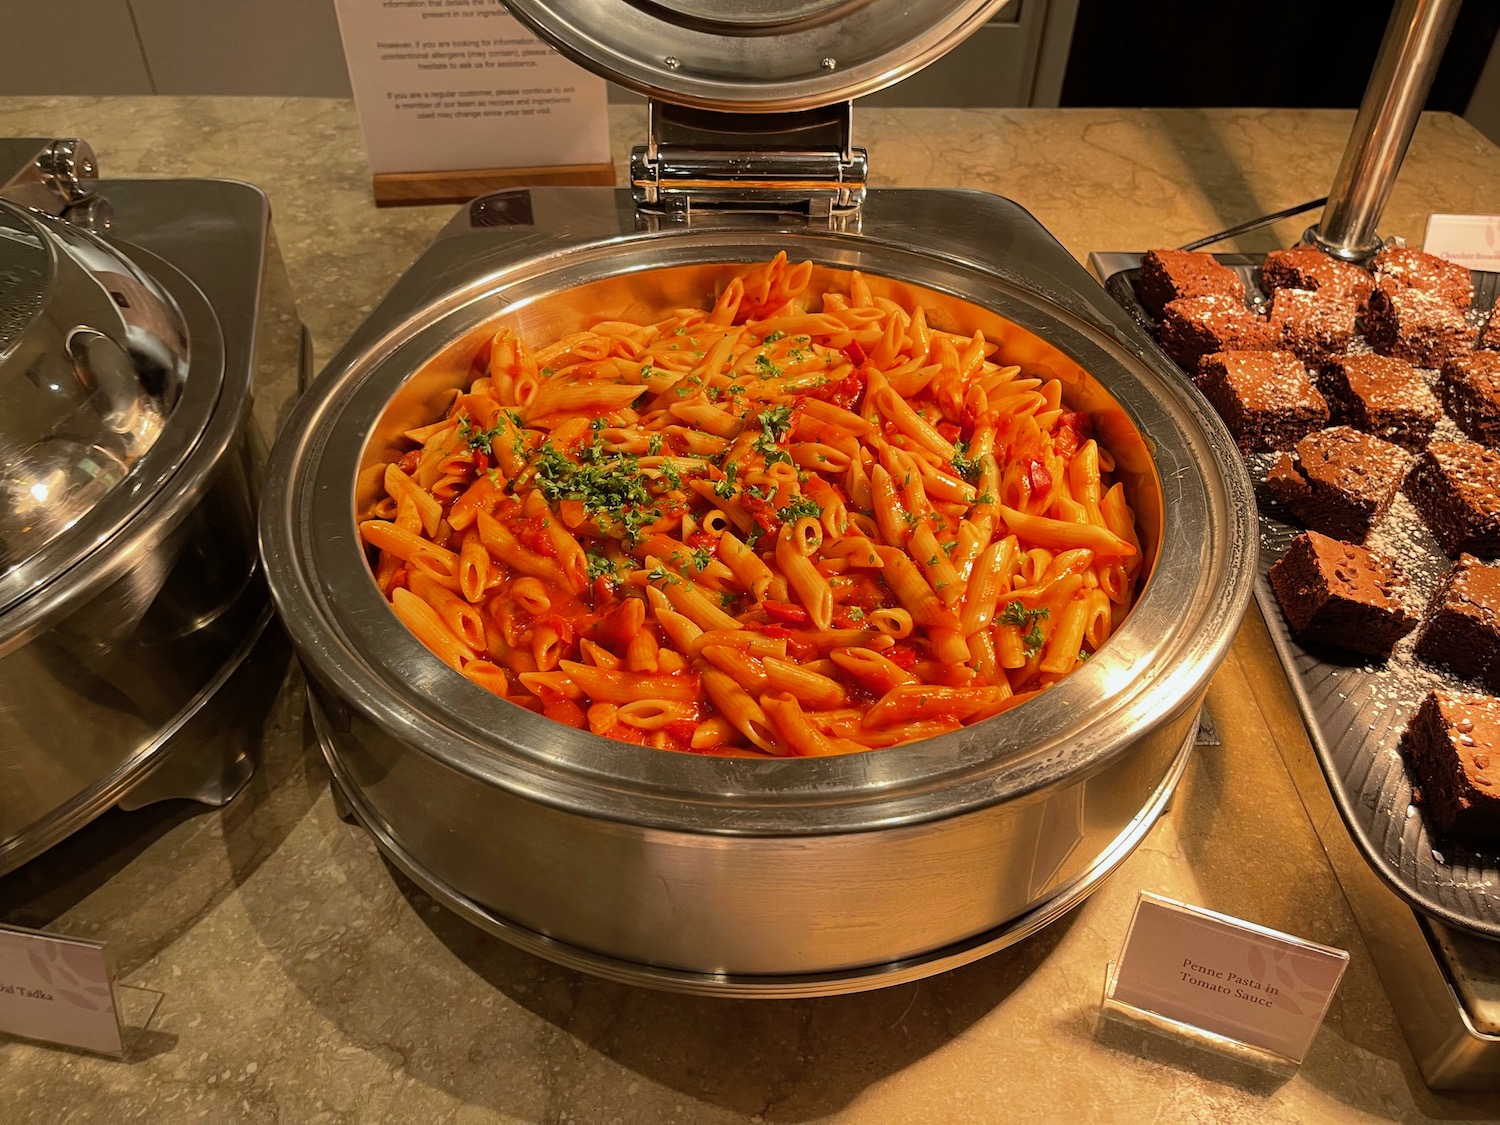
[1308,0,1462,262]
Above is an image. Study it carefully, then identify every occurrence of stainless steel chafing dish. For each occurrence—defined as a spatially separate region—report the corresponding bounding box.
[259,1,1258,995]
[0,138,301,873]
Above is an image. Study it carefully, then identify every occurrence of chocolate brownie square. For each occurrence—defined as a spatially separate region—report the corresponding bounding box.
[1271,287,1357,365]
[1373,245,1474,310]
[1261,247,1374,303]
[1480,297,1500,352]
[1158,296,1276,371]
[1400,690,1500,850]
[1269,530,1418,657]
[1405,441,1500,558]
[1265,427,1409,542]
[1439,350,1500,446]
[1195,350,1329,453]
[1362,282,1476,367]
[1136,249,1246,316]
[1415,555,1500,693]
[1318,353,1440,451]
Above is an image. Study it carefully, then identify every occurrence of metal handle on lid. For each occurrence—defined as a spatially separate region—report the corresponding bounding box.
[1308,0,1462,261]
[0,137,106,226]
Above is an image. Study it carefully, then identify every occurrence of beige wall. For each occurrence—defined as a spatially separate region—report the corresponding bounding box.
[0,0,1076,106]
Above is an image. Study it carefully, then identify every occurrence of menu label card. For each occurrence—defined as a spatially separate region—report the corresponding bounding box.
[0,923,122,1057]
[1423,213,1500,271]
[334,0,610,176]
[1109,893,1348,1063]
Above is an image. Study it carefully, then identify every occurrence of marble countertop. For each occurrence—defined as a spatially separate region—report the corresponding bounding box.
[5,97,1500,1124]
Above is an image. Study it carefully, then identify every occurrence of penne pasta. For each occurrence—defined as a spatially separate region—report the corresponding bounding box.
[362,253,1144,757]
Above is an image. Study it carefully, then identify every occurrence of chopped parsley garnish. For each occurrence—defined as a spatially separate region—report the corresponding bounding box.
[689,546,711,572]
[757,404,794,441]
[776,496,822,524]
[1078,649,1091,662]
[719,591,736,610]
[999,600,1050,658]
[727,384,745,396]
[976,490,996,506]
[585,551,615,581]
[753,354,783,379]
[765,330,785,343]
[645,563,680,585]
[458,415,505,456]
[847,607,865,621]
[950,439,982,482]
[530,440,658,545]
[661,463,683,490]
[647,433,664,456]
[713,462,739,498]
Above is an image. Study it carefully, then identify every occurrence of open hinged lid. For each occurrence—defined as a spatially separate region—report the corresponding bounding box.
[503,0,1012,111]
[504,0,1012,222]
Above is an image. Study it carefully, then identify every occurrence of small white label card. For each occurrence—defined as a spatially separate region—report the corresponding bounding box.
[333,0,610,176]
[1424,213,1500,271]
[1108,892,1349,1064]
[0,923,122,1057]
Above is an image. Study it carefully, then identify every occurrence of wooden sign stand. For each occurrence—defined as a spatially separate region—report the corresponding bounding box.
[373,161,616,207]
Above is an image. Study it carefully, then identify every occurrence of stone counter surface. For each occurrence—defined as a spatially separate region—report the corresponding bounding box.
[3,98,1500,1124]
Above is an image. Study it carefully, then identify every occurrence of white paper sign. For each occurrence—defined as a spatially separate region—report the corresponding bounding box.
[334,0,611,175]
[1424,213,1500,271]
[0,923,122,1057]
[1109,893,1348,1063]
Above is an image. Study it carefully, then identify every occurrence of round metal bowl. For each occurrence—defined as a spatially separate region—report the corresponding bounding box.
[261,225,1256,996]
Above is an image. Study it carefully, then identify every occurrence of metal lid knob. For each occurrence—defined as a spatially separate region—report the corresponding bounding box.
[36,138,99,205]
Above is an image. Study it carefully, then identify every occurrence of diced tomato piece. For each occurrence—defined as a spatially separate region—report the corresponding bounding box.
[591,598,642,649]
[937,422,961,442]
[473,451,490,474]
[685,530,720,552]
[809,367,866,412]
[842,341,867,367]
[1054,411,1092,459]
[605,722,650,747]
[388,566,410,593]
[739,492,779,535]
[762,600,810,625]
[665,720,699,746]
[542,697,586,729]
[884,642,919,670]
[756,623,794,639]
[513,516,557,557]
[1025,458,1053,498]
[397,449,421,475]
[591,576,621,611]
[831,606,866,629]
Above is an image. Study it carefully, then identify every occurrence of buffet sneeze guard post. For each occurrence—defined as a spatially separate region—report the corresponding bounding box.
[1309,0,1463,261]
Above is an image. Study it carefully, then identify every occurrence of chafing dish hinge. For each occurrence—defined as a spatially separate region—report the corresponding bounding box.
[631,100,866,228]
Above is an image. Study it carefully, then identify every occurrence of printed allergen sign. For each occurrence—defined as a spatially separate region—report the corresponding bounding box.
[334,0,610,175]
[1109,893,1349,1063]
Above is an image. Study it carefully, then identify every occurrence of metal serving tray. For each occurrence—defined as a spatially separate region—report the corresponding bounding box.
[1091,250,1500,940]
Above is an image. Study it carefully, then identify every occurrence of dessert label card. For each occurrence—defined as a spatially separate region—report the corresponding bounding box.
[1109,892,1348,1063]
[333,0,610,175]
[0,923,122,1057]
[1424,214,1500,271]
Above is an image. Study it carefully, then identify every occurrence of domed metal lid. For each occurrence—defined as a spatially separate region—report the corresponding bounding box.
[0,198,191,584]
[504,0,1011,112]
